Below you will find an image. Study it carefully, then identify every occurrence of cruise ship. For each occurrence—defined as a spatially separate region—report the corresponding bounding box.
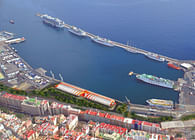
[136,74,174,88]
[145,52,165,62]
[146,99,174,109]
[41,14,64,28]
[68,26,86,37]
[91,36,114,47]
[124,47,137,53]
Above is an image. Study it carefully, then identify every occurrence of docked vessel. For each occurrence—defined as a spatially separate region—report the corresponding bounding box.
[68,26,86,37]
[41,14,64,28]
[136,74,174,88]
[167,62,181,70]
[145,52,165,62]
[91,36,114,47]
[124,47,137,53]
[146,99,174,109]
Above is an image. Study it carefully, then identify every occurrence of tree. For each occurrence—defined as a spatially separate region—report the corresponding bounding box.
[175,133,182,138]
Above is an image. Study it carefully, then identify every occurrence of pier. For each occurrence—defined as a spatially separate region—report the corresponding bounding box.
[62,20,181,63]
[37,13,181,63]
[5,37,25,44]
[37,14,195,64]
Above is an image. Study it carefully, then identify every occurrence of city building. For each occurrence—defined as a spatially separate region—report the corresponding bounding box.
[66,114,78,130]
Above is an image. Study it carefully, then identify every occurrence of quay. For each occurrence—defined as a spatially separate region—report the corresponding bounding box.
[5,37,25,44]
[0,31,14,41]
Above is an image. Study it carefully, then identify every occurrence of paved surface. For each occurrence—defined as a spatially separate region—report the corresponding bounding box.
[0,41,52,90]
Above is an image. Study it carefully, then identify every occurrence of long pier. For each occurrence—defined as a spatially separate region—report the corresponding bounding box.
[37,13,195,64]
[62,21,179,63]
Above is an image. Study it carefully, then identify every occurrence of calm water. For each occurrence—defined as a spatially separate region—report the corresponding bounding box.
[1,0,194,104]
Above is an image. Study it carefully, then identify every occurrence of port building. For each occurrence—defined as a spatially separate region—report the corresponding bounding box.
[55,82,116,107]
[181,63,193,69]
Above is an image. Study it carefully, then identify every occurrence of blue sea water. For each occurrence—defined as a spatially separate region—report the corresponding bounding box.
[0,0,194,104]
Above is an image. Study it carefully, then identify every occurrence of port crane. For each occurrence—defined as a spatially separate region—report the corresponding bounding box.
[50,70,55,79]
[125,96,131,112]
[59,73,64,82]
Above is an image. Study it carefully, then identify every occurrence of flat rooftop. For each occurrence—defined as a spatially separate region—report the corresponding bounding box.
[3,63,19,74]
[23,98,41,106]
[161,120,195,129]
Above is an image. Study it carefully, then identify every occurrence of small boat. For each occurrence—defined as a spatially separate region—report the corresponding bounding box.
[9,20,15,24]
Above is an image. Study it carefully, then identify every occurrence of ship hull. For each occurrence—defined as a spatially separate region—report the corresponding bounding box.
[145,54,164,62]
[124,48,137,53]
[68,29,86,37]
[168,63,181,70]
[43,20,64,28]
[136,75,173,89]
[146,99,173,109]
[91,38,114,47]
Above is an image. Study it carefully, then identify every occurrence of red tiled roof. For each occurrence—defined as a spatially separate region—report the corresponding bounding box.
[88,110,97,116]
[41,100,48,105]
[98,112,105,118]
[105,113,111,119]
[154,123,160,128]
[89,121,96,125]
[2,93,26,101]
[110,115,124,121]
[26,130,35,138]
[99,123,127,134]
[142,121,153,126]
[138,121,142,125]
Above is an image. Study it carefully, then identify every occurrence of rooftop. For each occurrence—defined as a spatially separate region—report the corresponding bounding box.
[23,97,41,106]
[2,92,27,101]
[161,120,195,129]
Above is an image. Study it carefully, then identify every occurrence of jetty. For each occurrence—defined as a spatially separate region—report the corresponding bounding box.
[5,37,25,44]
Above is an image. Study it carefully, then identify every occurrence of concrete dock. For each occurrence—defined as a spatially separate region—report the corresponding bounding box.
[62,21,180,63]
